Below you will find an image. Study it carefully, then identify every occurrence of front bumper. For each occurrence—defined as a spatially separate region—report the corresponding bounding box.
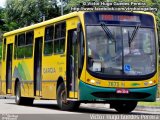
[79,81,157,102]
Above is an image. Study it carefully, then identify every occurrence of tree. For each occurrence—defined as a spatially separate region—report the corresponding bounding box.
[0,7,5,33]
[0,7,5,61]
[4,0,60,30]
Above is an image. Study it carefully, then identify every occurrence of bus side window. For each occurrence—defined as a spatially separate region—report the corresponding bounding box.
[14,35,18,59]
[25,31,34,57]
[54,22,66,54]
[17,33,25,58]
[44,26,54,55]
[3,38,6,61]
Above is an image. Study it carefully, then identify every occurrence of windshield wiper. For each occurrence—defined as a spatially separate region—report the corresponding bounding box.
[129,24,141,47]
[100,22,115,41]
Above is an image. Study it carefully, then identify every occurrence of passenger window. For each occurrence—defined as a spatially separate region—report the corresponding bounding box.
[14,35,18,59]
[54,22,66,54]
[18,34,25,46]
[45,26,54,41]
[16,31,34,59]
[25,31,34,57]
[44,26,54,55]
[26,31,33,44]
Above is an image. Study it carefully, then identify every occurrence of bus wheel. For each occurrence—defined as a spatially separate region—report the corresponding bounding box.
[114,101,137,113]
[15,82,34,105]
[57,83,80,111]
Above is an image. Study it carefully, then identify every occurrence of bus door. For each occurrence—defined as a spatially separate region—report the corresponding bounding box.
[6,43,13,94]
[67,29,78,99]
[34,37,42,96]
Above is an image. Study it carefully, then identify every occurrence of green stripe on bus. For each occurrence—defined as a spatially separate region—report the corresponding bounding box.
[18,63,26,80]
[21,61,31,80]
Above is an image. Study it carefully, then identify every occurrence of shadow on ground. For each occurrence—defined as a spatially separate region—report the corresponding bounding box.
[6,102,158,115]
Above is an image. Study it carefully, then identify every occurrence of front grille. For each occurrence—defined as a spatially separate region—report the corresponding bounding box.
[91,92,150,99]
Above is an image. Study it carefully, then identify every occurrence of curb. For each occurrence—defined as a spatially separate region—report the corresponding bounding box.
[136,98,160,110]
[136,105,160,112]
[0,96,15,99]
[156,98,160,101]
[137,105,160,109]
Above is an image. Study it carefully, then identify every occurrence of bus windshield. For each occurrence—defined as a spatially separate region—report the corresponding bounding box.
[87,25,156,76]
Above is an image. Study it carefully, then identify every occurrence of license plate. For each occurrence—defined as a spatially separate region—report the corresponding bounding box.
[116,89,129,94]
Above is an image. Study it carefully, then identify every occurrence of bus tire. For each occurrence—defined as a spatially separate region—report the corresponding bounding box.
[15,82,34,105]
[114,101,137,113]
[57,83,80,111]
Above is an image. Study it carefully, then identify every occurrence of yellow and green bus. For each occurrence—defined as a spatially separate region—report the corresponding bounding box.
[0,11,159,113]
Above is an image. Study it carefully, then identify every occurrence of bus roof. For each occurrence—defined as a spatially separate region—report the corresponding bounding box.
[3,11,85,37]
[3,11,155,37]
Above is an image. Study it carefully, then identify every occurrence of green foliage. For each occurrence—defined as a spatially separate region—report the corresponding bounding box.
[4,0,60,31]
[0,8,5,44]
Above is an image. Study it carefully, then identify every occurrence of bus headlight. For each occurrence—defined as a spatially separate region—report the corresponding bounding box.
[149,81,153,85]
[144,80,154,86]
[90,79,95,84]
[87,79,100,86]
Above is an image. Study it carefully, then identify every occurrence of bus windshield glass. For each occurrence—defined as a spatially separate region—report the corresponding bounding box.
[85,12,156,78]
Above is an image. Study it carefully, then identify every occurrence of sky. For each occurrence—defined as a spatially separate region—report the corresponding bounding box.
[0,0,6,8]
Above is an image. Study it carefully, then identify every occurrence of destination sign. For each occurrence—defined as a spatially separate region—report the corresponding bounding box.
[99,14,140,22]
[84,12,154,27]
